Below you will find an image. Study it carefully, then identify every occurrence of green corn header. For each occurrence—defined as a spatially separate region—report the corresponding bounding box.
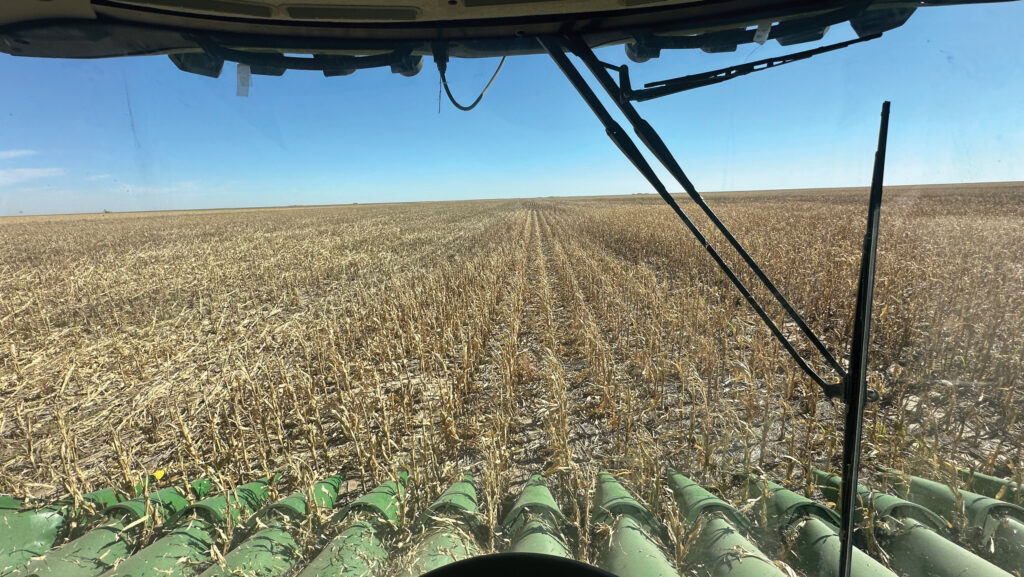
[1,468,1021,577]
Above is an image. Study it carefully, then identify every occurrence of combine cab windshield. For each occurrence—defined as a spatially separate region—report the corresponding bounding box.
[1,2,1022,577]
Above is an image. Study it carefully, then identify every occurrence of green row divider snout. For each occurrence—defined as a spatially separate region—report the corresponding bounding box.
[503,474,571,558]
[593,471,678,577]
[0,486,129,576]
[884,469,1024,573]
[395,473,483,577]
[10,479,212,577]
[99,478,274,577]
[197,475,345,577]
[297,472,409,577]
[958,470,1022,505]
[814,469,1013,577]
[666,470,782,577]
[746,475,896,577]
[0,498,22,513]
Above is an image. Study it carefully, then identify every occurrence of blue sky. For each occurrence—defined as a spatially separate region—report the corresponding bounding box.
[1,2,1022,215]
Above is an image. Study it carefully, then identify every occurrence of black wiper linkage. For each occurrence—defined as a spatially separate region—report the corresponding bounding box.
[621,33,881,102]
[542,34,890,577]
[541,33,881,402]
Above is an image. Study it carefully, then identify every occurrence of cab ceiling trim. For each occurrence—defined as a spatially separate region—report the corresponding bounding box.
[286,5,421,21]
[88,0,842,32]
[121,0,273,18]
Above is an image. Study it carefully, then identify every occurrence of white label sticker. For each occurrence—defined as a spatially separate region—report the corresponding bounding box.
[237,63,251,97]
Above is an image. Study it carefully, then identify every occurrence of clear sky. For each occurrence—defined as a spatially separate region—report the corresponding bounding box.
[1,2,1022,215]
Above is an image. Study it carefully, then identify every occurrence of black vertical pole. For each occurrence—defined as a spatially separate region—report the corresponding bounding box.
[838,100,890,577]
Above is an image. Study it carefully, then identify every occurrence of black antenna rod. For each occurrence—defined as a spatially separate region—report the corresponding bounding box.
[837,100,890,577]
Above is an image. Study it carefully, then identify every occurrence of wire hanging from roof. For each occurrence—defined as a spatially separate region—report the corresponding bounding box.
[437,55,506,112]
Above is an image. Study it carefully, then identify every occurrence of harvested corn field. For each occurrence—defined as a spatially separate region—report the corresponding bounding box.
[1,183,1023,576]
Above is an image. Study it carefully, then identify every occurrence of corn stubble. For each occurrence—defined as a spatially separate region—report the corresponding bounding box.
[1,184,1021,558]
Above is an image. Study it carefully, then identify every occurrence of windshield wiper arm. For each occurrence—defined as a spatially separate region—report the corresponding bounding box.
[540,34,860,399]
[559,33,872,393]
[626,33,881,102]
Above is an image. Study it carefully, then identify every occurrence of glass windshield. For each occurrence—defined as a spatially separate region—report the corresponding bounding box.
[1,3,1021,577]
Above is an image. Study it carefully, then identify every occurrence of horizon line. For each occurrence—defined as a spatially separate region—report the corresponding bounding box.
[2,180,1022,219]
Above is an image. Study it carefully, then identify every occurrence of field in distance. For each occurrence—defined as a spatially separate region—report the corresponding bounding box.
[1,182,1021,539]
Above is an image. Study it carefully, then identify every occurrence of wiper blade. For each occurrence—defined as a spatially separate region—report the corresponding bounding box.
[627,33,881,102]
